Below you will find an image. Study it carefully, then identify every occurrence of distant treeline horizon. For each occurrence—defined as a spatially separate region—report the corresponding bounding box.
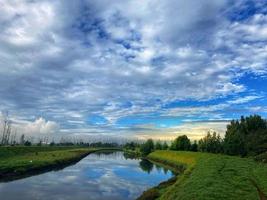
[125,115,267,157]
[1,115,267,158]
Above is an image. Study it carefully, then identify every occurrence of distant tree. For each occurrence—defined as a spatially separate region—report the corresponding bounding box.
[124,142,137,150]
[20,134,25,145]
[24,140,31,146]
[50,141,55,146]
[140,139,154,156]
[190,140,198,152]
[1,112,12,145]
[155,141,162,150]
[10,130,17,145]
[37,140,42,146]
[162,141,169,150]
[170,135,191,151]
[198,132,222,153]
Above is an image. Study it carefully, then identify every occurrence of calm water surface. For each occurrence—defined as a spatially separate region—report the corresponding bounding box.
[0,151,174,200]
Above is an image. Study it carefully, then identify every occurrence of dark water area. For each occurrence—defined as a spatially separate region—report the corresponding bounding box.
[0,151,174,200]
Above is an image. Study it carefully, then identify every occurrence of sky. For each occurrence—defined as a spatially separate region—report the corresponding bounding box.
[0,0,267,141]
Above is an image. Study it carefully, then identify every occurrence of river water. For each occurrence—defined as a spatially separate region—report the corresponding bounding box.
[0,151,174,200]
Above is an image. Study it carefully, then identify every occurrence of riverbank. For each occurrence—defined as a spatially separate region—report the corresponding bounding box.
[139,150,267,200]
[0,146,117,182]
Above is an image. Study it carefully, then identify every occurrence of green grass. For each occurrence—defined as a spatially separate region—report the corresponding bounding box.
[0,146,97,180]
[148,150,267,200]
[0,146,82,158]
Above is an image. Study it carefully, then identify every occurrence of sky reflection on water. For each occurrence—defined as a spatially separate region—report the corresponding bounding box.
[0,151,174,200]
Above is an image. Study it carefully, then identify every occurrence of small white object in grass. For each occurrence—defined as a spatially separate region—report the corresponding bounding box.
[29,160,33,163]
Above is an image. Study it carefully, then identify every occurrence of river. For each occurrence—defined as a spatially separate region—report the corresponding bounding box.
[0,151,174,200]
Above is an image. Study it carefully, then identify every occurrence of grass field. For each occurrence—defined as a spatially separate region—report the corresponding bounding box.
[0,146,97,181]
[147,150,267,200]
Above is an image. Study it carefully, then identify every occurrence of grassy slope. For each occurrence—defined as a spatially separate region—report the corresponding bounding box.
[148,150,267,200]
[0,146,97,180]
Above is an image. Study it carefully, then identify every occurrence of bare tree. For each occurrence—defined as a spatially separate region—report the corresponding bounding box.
[10,130,17,145]
[5,121,12,145]
[44,135,49,145]
[1,112,12,145]
[20,134,25,145]
[1,114,7,145]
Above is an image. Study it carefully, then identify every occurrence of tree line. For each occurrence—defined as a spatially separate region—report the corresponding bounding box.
[132,115,267,157]
[2,114,267,157]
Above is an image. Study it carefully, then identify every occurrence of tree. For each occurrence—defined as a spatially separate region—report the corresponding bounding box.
[1,112,12,145]
[162,141,169,150]
[155,141,162,150]
[24,140,32,146]
[170,135,191,151]
[124,142,137,150]
[190,140,198,152]
[10,130,17,145]
[140,139,154,156]
[224,115,267,156]
[37,140,42,146]
[198,132,222,153]
[50,141,55,146]
[223,120,246,156]
[20,134,25,145]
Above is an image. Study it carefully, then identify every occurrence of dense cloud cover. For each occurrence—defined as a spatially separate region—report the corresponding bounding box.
[0,0,267,139]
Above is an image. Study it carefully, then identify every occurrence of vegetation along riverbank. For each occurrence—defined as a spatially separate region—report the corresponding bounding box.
[0,146,119,182]
[135,115,267,200]
[138,150,267,200]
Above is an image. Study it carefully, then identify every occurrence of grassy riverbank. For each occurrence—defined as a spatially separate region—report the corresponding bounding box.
[0,146,99,181]
[143,150,267,200]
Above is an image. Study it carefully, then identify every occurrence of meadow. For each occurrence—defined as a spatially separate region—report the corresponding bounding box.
[0,146,98,181]
[145,150,267,200]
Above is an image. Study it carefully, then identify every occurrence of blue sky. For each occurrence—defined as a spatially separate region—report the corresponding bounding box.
[0,0,267,140]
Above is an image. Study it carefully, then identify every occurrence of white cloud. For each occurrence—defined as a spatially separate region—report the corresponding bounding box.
[0,110,59,143]
[0,0,266,138]
[227,95,262,104]
[21,118,59,135]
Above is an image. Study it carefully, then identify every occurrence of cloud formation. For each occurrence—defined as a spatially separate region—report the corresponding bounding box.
[0,0,266,139]
[20,118,59,135]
